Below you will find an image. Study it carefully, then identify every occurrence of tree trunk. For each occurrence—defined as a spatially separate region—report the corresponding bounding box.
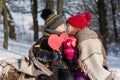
[6,5,16,39]
[45,0,54,12]
[0,0,2,16]
[31,0,39,41]
[3,0,8,49]
[57,0,64,16]
[97,0,108,53]
[111,0,118,42]
[118,0,120,8]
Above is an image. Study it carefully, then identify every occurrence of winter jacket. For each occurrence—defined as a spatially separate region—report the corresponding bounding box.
[76,28,115,80]
[33,29,68,69]
[33,29,74,80]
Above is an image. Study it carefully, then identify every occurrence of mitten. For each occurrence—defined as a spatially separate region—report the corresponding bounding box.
[64,48,75,60]
[63,39,75,60]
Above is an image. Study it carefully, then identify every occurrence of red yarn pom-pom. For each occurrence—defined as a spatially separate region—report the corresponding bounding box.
[82,12,92,22]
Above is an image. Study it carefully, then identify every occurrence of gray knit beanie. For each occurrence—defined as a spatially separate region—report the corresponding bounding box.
[45,14,64,30]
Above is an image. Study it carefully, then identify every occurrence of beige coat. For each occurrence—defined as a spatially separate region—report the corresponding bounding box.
[76,28,115,80]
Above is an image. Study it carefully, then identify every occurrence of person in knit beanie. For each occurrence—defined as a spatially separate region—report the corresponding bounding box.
[66,12,115,80]
[40,8,65,33]
[31,9,74,80]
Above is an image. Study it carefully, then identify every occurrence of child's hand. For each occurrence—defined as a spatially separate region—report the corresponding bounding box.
[65,36,77,48]
[63,39,73,48]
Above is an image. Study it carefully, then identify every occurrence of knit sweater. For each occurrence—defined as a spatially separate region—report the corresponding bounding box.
[76,28,114,80]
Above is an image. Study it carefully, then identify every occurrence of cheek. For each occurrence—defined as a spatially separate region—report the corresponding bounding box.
[66,26,72,34]
[66,27,70,32]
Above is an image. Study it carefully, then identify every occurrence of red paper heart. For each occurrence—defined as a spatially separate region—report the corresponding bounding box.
[48,33,67,52]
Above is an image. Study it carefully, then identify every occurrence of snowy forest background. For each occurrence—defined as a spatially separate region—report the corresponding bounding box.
[0,0,120,79]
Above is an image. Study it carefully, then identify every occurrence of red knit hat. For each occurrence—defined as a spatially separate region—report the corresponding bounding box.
[66,12,92,30]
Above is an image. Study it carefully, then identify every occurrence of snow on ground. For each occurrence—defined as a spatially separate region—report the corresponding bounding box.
[0,31,120,80]
[0,47,22,60]
[107,56,120,80]
[0,36,120,79]
[0,12,120,80]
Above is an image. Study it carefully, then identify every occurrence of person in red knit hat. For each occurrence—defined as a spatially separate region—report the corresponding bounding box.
[66,12,115,80]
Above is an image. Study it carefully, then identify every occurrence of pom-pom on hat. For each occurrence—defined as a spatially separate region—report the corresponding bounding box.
[66,12,92,30]
[41,8,53,21]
